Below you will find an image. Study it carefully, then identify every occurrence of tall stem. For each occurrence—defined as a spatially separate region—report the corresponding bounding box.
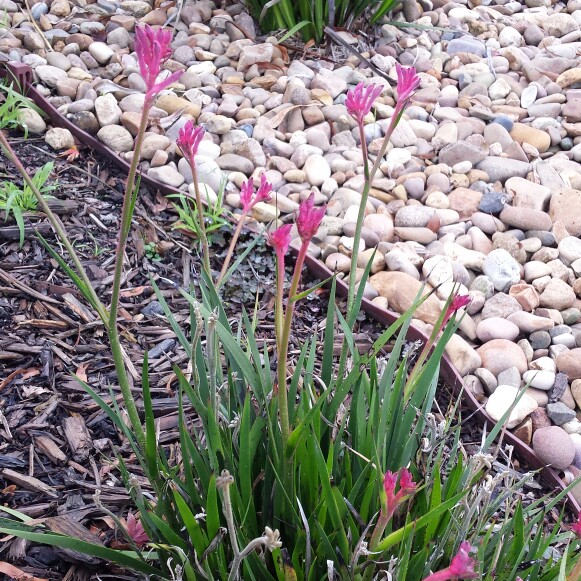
[369,509,393,551]
[276,240,309,453]
[274,251,285,353]
[337,107,405,390]
[0,133,108,324]
[346,110,402,318]
[217,211,247,286]
[108,106,151,448]
[190,164,212,275]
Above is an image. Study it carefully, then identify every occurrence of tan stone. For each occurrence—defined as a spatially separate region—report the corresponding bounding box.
[571,379,581,409]
[549,188,581,237]
[368,271,442,324]
[557,68,581,89]
[155,95,200,118]
[510,123,551,153]
[110,14,136,30]
[477,339,528,376]
[556,349,581,380]
[447,187,482,220]
[445,333,482,376]
[120,111,142,136]
[513,417,533,445]
[509,283,540,311]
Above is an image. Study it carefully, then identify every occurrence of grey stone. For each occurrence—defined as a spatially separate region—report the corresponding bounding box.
[546,402,577,425]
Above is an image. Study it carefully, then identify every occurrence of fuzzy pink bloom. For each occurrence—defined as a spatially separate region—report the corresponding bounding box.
[296,193,326,243]
[571,514,581,537]
[442,294,471,327]
[383,467,417,521]
[126,512,149,547]
[421,542,478,581]
[240,174,273,213]
[395,63,420,104]
[345,82,383,125]
[268,224,292,260]
[134,25,183,102]
[176,120,205,167]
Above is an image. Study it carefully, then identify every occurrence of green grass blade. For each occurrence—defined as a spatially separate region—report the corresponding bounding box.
[0,528,165,577]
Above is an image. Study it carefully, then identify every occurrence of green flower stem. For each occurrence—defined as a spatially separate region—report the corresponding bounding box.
[369,106,405,184]
[369,511,390,552]
[207,311,218,420]
[346,108,402,317]
[190,163,212,276]
[0,132,108,324]
[274,251,285,353]
[277,239,309,455]
[337,105,406,389]
[217,210,248,286]
[107,105,152,448]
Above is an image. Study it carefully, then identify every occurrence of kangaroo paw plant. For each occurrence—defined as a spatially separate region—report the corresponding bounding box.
[0,25,579,581]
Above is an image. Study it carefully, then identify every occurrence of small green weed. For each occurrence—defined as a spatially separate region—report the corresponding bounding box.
[0,162,57,247]
[0,78,45,136]
[144,241,161,261]
[169,184,230,244]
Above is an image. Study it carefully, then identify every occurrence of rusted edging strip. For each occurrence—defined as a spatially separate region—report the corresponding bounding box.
[3,61,578,514]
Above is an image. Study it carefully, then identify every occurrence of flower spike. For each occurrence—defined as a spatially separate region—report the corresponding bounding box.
[382,468,417,521]
[346,82,383,125]
[421,541,478,581]
[296,192,326,243]
[134,25,182,103]
[268,224,292,260]
[176,120,205,168]
[395,63,420,104]
[240,174,273,214]
[442,293,471,328]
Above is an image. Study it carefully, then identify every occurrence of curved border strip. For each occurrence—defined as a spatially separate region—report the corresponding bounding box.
[3,61,578,515]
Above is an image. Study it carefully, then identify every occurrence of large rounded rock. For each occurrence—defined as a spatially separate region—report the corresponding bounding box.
[485,384,538,429]
[556,349,581,380]
[482,249,521,292]
[35,65,68,88]
[303,154,331,187]
[45,127,74,151]
[549,188,581,237]
[476,317,520,342]
[539,279,576,310]
[558,236,581,266]
[368,271,442,324]
[477,339,528,376]
[532,426,575,469]
[97,125,134,152]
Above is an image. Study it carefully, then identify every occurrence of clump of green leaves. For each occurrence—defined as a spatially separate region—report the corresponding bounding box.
[169,185,229,244]
[144,241,161,261]
[0,162,57,246]
[244,0,402,43]
[0,79,45,136]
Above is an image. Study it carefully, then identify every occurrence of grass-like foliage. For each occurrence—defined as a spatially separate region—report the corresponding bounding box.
[245,0,402,43]
[0,275,577,579]
[0,161,56,247]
